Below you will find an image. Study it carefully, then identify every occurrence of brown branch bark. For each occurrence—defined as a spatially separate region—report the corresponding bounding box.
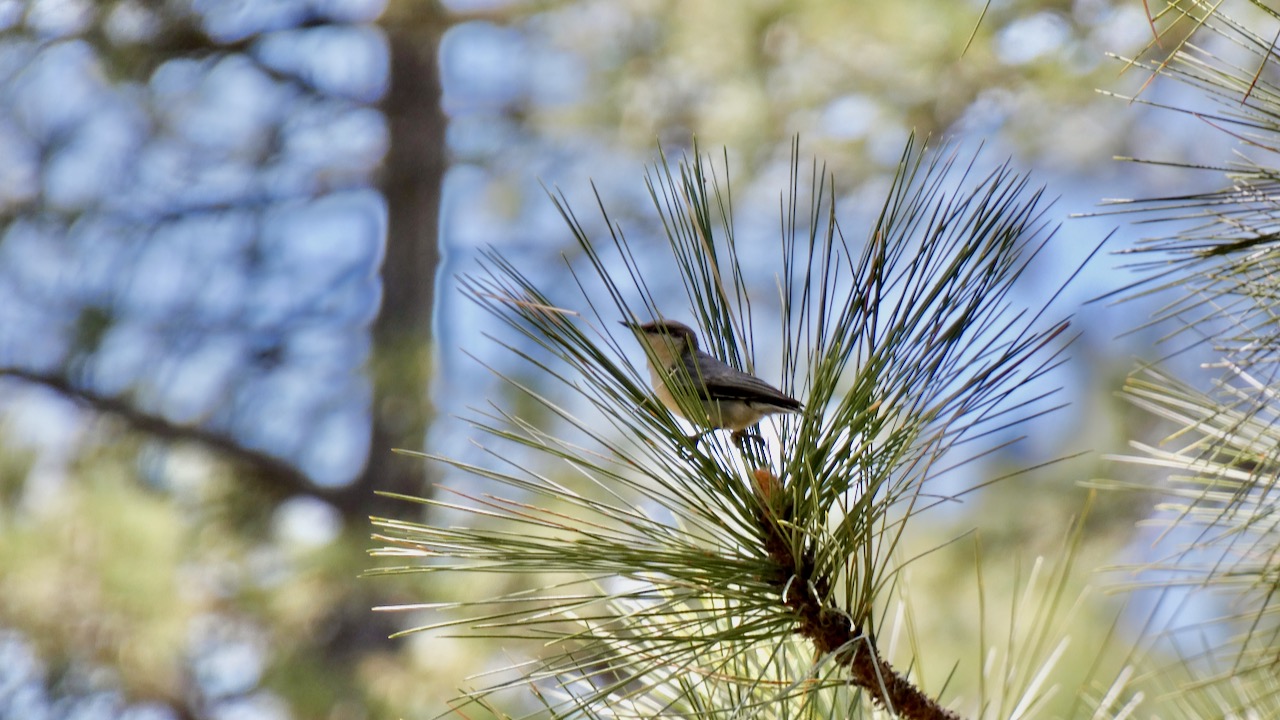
[0,366,336,501]
[753,469,963,720]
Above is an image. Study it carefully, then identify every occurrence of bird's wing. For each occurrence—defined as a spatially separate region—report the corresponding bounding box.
[680,353,803,410]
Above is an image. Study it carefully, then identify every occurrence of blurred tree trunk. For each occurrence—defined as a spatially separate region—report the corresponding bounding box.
[334,21,447,519]
[316,16,450,668]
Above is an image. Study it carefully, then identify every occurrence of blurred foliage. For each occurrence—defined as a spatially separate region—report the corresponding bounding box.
[0,1,433,714]
[483,0,1158,177]
[0,439,189,700]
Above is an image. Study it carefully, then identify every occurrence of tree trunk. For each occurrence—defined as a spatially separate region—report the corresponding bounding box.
[335,22,447,519]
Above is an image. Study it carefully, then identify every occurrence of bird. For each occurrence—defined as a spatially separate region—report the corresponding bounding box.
[621,319,803,445]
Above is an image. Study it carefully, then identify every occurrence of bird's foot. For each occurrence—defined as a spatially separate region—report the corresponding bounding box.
[672,431,709,460]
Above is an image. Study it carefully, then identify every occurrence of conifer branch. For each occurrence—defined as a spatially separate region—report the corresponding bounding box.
[371,137,1075,718]
[752,468,961,719]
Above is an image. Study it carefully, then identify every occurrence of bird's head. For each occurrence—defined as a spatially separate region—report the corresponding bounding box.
[621,319,699,368]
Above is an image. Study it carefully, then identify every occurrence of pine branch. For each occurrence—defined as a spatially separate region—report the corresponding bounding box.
[371,137,1077,718]
[752,469,961,719]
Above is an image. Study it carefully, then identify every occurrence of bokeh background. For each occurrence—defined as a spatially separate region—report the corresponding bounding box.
[0,0,1241,718]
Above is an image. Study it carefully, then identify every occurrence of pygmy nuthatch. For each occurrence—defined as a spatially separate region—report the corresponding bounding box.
[621,319,802,442]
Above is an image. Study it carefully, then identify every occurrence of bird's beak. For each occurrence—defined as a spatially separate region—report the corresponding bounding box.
[619,320,640,330]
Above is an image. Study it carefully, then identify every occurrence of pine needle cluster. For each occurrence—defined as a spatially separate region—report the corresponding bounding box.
[369,137,1076,719]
